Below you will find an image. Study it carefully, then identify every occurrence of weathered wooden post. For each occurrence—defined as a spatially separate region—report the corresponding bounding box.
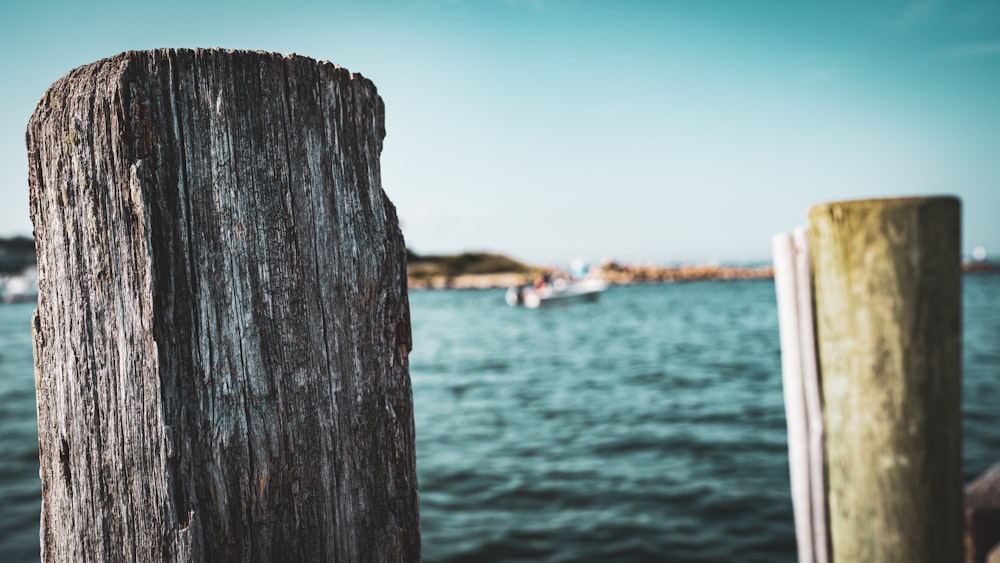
[808,196,963,562]
[27,49,420,562]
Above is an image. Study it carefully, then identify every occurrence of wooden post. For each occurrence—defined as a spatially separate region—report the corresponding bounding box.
[27,49,419,562]
[808,196,962,562]
[773,228,829,563]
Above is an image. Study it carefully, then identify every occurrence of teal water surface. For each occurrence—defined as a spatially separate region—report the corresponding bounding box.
[411,275,1000,562]
[0,301,39,562]
[0,275,998,561]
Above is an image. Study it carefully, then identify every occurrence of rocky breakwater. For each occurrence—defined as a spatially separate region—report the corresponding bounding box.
[596,260,774,284]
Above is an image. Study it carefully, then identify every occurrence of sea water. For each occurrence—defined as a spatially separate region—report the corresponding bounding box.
[1,275,998,561]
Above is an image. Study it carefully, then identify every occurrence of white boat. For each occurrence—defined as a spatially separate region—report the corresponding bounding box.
[506,278,608,308]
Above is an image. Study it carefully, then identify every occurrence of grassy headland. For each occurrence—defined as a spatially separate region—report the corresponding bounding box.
[407,251,540,289]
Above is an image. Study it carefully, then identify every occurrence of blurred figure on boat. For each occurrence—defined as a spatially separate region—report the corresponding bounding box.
[534,269,553,289]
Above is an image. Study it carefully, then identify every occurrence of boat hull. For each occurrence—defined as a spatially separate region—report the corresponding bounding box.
[506,279,608,308]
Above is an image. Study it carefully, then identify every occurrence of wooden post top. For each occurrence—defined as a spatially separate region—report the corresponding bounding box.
[808,195,960,214]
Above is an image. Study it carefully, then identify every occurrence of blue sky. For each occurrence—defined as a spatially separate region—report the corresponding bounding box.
[1,0,998,263]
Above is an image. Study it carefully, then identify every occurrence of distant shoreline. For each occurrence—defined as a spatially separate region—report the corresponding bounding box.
[407,259,775,290]
[407,264,999,290]
[2,239,995,292]
[407,251,999,290]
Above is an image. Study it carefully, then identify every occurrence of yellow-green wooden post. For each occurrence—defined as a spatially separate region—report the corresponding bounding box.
[808,196,963,562]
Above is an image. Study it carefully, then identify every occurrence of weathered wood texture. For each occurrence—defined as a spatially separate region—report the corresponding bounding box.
[808,196,962,562]
[967,462,1000,563]
[27,48,419,562]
